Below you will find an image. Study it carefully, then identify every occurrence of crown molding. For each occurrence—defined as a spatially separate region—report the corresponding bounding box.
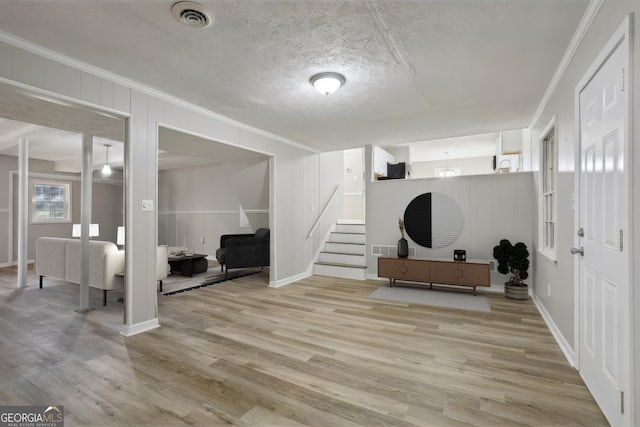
[529,0,605,129]
[0,31,319,154]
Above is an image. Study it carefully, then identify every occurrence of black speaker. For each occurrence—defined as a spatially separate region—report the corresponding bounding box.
[454,249,466,261]
[387,162,406,179]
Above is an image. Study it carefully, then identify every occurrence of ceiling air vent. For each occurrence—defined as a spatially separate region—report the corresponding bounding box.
[171,1,214,29]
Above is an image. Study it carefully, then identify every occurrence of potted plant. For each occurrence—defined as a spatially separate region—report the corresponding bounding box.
[493,239,529,300]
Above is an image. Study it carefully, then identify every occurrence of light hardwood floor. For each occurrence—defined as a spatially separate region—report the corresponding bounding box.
[0,266,607,426]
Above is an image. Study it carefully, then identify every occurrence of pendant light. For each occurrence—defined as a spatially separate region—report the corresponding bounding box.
[101,144,112,176]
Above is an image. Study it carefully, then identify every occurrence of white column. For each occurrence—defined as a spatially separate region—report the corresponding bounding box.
[17,137,28,288]
[78,134,93,311]
[120,95,160,336]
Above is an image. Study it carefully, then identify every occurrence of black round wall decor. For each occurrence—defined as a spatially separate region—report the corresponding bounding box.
[403,192,463,249]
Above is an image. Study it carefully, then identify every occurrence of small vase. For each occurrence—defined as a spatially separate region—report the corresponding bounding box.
[397,238,409,258]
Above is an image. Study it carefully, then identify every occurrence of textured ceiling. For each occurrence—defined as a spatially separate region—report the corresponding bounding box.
[0,0,589,153]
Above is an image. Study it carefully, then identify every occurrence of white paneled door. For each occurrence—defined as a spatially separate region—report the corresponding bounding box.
[577,20,630,427]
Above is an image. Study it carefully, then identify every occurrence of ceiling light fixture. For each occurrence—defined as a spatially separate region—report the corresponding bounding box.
[171,1,214,28]
[102,144,112,176]
[310,72,346,95]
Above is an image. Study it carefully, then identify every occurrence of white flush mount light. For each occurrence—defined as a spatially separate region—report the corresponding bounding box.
[310,72,346,95]
[101,144,112,176]
[172,1,214,29]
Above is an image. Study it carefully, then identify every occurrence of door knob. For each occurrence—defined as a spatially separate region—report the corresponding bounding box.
[570,247,584,256]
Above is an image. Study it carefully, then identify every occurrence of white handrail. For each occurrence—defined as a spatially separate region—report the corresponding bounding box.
[306,184,340,239]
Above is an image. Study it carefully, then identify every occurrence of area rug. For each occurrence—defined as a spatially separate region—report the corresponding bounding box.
[163,269,262,296]
[369,284,491,312]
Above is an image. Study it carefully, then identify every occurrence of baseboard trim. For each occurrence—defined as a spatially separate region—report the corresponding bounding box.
[532,293,575,367]
[270,271,311,288]
[120,318,160,337]
[2,259,36,267]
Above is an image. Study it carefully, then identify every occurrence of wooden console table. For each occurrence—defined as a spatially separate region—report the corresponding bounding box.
[377,256,490,295]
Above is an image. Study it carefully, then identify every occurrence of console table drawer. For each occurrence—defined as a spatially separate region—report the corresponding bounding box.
[377,257,429,282]
[429,261,490,286]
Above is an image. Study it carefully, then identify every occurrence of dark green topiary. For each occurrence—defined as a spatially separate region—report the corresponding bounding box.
[493,239,529,286]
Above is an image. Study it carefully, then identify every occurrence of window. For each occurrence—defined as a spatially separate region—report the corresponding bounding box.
[31,181,72,223]
[541,124,556,255]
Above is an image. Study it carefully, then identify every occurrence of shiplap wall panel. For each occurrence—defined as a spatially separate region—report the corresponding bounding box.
[113,82,131,113]
[11,48,45,88]
[0,42,11,78]
[44,60,81,99]
[100,79,115,109]
[126,89,156,325]
[80,72,102,105]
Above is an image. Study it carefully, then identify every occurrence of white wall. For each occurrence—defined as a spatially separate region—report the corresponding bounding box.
[158,158,269,257]
[365,144,535,291]
[530,0,640,364]
[316,150,344,246]
[385,146,411,165]
[529,1,640,418]
[343,148,364,220]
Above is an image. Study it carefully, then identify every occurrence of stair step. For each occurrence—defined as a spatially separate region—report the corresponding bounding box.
[337,219,365,225]
[314,262,367,280]
[329,232,365,244]
[320,251,365,256]
[314,261,367,269]
[335,224,366,233]
[325,242,365,254]
[318,251,366,266]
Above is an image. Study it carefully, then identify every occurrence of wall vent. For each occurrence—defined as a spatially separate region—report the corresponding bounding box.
[371,245,415,257]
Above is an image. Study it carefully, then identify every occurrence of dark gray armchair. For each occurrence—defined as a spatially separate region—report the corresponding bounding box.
[215,228,270,278]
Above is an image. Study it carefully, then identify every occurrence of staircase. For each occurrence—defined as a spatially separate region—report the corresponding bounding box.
[313,220,366,280]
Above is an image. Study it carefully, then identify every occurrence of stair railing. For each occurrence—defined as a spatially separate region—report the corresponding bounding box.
[306,184,340,239]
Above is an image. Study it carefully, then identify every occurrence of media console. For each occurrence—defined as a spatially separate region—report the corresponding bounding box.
[377,256,491,295]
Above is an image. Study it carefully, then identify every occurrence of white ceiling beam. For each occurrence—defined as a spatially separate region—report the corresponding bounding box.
[0,124,42,150]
